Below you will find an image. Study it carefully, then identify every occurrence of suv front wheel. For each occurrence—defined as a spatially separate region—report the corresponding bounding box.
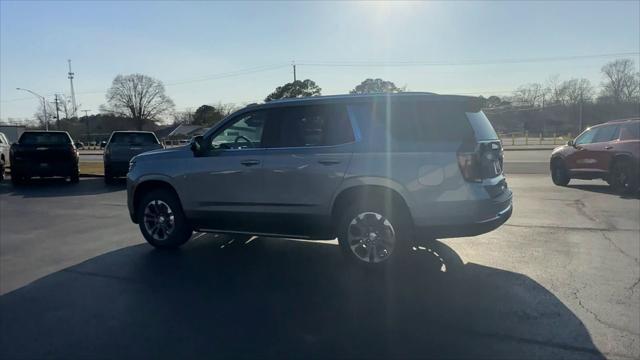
[337,200,411,267]
[138,189,193,248]
[551,159,570,186]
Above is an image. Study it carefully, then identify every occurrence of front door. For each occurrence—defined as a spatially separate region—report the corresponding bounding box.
[181,109,272,232]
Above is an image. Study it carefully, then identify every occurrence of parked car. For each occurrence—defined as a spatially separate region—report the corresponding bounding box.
[126,93,512,267]
[100,140,107,149]
[74,141,85,149]
[550,119,640,193]
[104,131,163,183]
[0,132,10,181]
[9,131,79,185]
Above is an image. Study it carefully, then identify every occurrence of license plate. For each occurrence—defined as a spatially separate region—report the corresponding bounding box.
[40,163,49,168]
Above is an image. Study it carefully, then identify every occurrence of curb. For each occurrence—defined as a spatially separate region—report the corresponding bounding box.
[503,147,555,151]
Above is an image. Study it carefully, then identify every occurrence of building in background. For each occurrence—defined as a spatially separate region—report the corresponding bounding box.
[0,125,26,143]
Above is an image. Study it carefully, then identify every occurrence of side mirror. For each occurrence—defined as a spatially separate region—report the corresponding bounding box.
[190,135,204,155]
[567,140,574,147]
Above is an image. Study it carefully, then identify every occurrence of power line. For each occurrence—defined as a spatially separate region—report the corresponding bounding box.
[296,52,639,67]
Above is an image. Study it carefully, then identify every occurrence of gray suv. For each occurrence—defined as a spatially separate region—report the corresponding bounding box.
[127,93,512,266]
[104,131,163,183]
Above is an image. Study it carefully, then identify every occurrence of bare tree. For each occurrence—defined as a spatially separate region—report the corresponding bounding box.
[33,102,56,129]
[513,83,546,107]
[559,78,594,105]
[600,59,640,103]
[172,109,195,125]
[545,74,567,105]
[102,74,175,130]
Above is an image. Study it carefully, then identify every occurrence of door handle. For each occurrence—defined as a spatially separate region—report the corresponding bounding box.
[604,146,613,150]
[318,159,341,165]
[240,159,260,166]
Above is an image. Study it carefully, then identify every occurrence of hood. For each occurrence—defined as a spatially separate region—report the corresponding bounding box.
[551,144,570,156]
[132,145,192,162]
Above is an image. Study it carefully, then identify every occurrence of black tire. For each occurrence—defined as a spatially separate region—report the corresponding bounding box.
[10,171,22,186]
[104,167,114,184]
[0,161,5,182]
[137,189,192,249]
[337,198,412,268]
[551,159,570,186]
[610,159,639,195]
[70,168,80,184]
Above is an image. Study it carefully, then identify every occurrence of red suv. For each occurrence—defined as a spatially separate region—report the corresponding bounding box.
[550,119,640,193]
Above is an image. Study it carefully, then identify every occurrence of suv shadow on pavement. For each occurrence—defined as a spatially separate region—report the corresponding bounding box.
[0,237,603,359]
[568,183,640,199]
[0,177,125,197]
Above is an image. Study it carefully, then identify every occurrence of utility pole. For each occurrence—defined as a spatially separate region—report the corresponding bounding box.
[578,102,583,132]
[53,94,61,129]
[68,59,78,119]
[82,109,91,142]
[292,61,296,82]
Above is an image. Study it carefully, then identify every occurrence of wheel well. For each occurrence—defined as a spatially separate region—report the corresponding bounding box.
[133,180,180,219]
[331,185,413,230]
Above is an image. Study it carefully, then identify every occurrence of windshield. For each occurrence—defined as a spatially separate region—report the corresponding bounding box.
[109,133,159,145]
[19,132,70,145]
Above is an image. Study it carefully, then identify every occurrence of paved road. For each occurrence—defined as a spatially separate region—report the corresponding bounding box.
[1,175,638,359]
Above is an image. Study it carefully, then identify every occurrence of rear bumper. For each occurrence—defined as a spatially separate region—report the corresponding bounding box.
[11,161,77,177]
[105,160,129,176]
[418,196,513,239]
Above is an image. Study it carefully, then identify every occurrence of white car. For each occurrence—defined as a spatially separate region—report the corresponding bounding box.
[0,132,10,181]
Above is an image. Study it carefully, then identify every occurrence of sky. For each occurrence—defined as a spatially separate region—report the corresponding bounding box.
[1,0,639,122]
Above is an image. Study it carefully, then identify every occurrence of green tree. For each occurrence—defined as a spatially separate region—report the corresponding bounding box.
[193,105,226,126]
[265,79,322,102]
[350,78,404,94]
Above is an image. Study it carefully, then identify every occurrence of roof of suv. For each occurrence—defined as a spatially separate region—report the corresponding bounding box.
[251,92,478,109]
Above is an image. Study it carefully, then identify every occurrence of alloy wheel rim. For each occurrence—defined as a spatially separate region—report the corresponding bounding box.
[143,200,175,241]
[347,212,396,263]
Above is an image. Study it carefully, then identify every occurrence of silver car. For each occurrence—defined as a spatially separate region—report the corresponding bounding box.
[127,93,512,266]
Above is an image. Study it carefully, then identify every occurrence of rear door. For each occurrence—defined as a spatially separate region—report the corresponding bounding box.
[258,104,355,236]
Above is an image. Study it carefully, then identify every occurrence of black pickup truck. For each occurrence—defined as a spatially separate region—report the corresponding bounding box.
[10,131,79,185]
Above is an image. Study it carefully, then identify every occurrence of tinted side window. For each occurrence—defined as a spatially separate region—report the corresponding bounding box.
[620,123,640,140]
[388,101,474,142]
[269,105,353,148]
[592,125,619,143]
[210,110,268,149]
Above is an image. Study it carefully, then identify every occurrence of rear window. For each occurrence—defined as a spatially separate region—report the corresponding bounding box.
[109,132,159,145]
[19,132,70,145]
[466,111,499,140]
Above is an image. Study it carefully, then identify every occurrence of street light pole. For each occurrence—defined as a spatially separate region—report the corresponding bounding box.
[16,88,48,131]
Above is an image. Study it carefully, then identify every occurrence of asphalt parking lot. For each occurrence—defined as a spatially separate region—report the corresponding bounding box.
[0,172,638,359]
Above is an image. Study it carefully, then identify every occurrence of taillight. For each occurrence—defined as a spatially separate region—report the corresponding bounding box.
[457,151,482,182]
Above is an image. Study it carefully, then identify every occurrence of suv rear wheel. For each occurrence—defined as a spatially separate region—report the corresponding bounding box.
[138,189,193,248]
[337,200,410,267]
[610,159,638,194]
[551,159,570,186]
